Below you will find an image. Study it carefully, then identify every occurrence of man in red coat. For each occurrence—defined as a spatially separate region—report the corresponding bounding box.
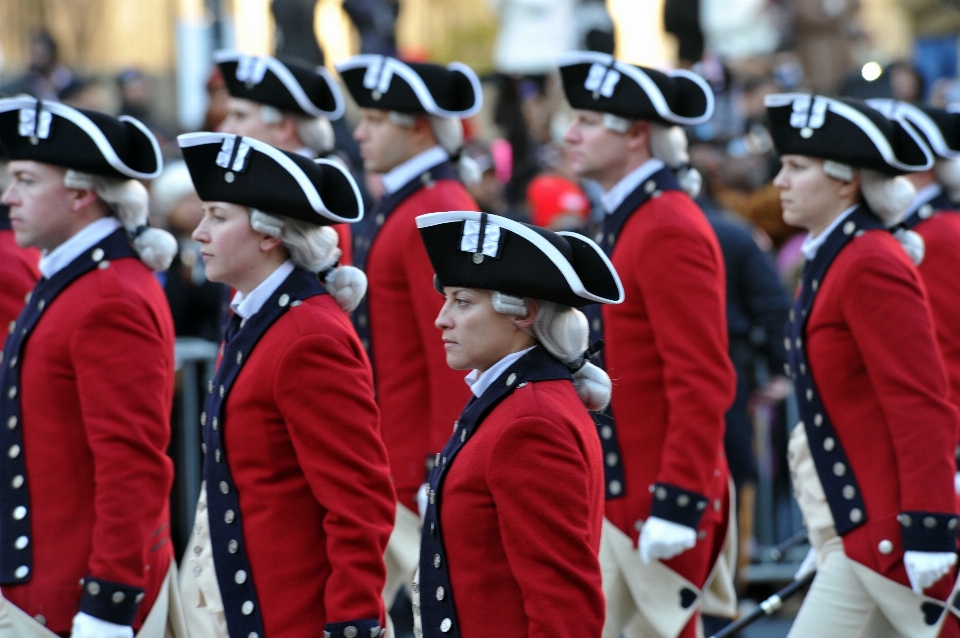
[0,97,178,638]
[215,50,353,263]
[336,54,484,617]
[559,52,736,638]
[0,201,39,330]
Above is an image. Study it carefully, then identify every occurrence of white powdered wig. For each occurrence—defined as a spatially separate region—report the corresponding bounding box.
[649,123,702,198]
[858,169,925,265]
[250,209,366,311]
[388,111,481,185]
[492,291,612,411]
[149,160,195,219]
[936,158,960,202]
[260,104,335,155]
[63,170,177,271]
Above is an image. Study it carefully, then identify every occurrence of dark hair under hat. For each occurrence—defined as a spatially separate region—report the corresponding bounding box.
[178,132,362,226]
[336,55,482,118]
[866,98,960,161]
[215,50,344,119]
[765,93,933,174]
[557,51,713,125]
[416,211,623,307]
[0,97,161,179]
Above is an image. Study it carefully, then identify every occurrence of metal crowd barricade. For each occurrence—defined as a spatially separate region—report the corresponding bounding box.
[171,337,219,555]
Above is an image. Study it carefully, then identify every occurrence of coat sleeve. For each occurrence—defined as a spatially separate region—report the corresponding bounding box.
[400,212,473,461]
[487,416,605,638]
[273,331,395,627]
[840,247,959,550]
[635,225,735,525]
[71,296,174,615]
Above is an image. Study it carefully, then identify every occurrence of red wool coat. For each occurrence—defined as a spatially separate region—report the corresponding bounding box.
[2,255,175,634]
[602,190,736,586]
[0,229,39,330]
[366,181,479,510]
[221,293,395,636]
[912,212,960,422]
[805,229,958,594]
[440,379,605,637]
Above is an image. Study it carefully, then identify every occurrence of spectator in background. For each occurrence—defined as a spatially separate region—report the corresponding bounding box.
[118,68,174,144]
[792,0,860,95]
[664,0,704,68]
[899,0,960,100]
[203,67,230,131]
[0,31,75,101]
[700,0,779,73]
[150,160,225,342]
[343,0,400,55]
[527,174,590,231]
[465,142,511,217]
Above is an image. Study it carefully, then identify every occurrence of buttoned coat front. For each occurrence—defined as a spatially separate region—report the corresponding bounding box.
[211,292,396,637]
[1,252,175,634]
[435,374,606,637]
[601,188,736,586]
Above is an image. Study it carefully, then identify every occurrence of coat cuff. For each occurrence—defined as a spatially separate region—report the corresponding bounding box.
[324,619,384,638]
[648,482,709,529]
[78,576,144,627]
[898,512,960,552]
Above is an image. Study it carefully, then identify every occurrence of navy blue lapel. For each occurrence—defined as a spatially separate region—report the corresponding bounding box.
[200,267,326,638]
[582,166,683,501]
[0,205,10,231]
[0,227,136,583]
[417,347,571,638]
[351,161,458,360]
[786,205,883,536]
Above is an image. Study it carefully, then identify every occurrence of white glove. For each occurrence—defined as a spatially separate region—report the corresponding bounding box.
[954,472,960,496]
[416,482,430,523]
[639,516,697,564]
[904,550,957,594]
[795,546,817,580]
[71,612,134,638]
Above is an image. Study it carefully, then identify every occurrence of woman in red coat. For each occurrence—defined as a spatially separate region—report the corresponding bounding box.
[414,211,624,638]
[176,132,396,638]
[764,94,960,637]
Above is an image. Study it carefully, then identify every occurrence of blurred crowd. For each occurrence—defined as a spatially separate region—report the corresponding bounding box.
[4,0,960,600]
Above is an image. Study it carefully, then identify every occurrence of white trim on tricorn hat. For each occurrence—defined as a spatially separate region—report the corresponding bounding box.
[765,93,933,174]
[557,51,714,126]
[866,99,960,160]
[335,55,483,118]
[214,50,345,120]
[0,97,162,179]
[177,131,363,225]
[416,211,624,306]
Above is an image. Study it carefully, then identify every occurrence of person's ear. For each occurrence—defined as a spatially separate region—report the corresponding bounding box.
[838,172,861,201]
[513,298,539,330]
[70,188,100,212]
[273,115,299,146]
[258,234,284,252]
[624,120,650,153]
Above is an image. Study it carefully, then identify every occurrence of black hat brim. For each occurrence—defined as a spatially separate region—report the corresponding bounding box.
[416,211,623,307]
[866,99,960,160]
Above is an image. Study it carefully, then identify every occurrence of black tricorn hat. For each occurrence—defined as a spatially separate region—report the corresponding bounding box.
[765,93,933,174]
[215,50,345,119]
[866,98,960,161]
[0,97,161,179]
[416,211,623,307]
[557,51,713,125]
[178,132,363,225]
[336,55,482,118]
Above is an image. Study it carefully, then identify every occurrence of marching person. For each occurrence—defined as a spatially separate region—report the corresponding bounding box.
[177,131,396,638]
[0,163,39,329]
[865,99,960,422]
[414,210,623,637]
[335,54,483,620]
[558,52,737,638]
[215,50,354,263]
[0,97,181,638]
[765,93,960,637]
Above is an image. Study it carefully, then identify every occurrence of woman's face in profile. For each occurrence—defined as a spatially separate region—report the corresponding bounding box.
[434,287,526,374]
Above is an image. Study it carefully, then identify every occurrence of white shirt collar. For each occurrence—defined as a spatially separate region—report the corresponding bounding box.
[294,147,318,160]
[230,260,295,320]
[464,346,536,399]
[38,216,122,279]
[801,205,859,262]
[381,146,449,194]
[901,183,943,222]
[601,158,666,214]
